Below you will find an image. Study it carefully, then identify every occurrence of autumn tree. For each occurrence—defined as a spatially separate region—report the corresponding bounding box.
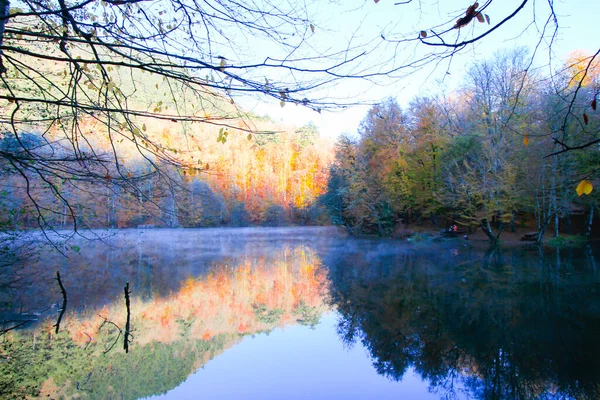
[324,48,599,241]
[0,0,376,238]
[350,99,407,234]
[0,0,596,241]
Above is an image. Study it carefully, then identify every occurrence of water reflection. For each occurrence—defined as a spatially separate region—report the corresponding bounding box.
[327,244,600,399]
[1,229,600,399]
[0,229,331,399]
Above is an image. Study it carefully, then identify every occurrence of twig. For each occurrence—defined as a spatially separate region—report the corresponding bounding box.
[83,331,93,351]
[0,319,33,336]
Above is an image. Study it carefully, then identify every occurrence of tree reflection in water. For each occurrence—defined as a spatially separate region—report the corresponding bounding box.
[328,244,600,399]
[2,228,600,400]
[0,244,330,399]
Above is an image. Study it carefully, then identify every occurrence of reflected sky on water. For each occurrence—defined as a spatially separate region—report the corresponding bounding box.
[152,313,442,400]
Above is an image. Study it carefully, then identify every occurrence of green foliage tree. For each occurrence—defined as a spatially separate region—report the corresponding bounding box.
[323,48,600,242]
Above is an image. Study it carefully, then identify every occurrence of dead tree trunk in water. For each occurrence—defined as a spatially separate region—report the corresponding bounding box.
[54,271,67,334]
[124,282,131,353]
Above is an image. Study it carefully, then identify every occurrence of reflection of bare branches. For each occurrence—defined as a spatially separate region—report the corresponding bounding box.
[0,319,33,336]
[124,282,132,353]
[76,371,92,391]
[83,331,93,351]
[54,270,67,334]
[97,282,132,354]
[98,314,121,354]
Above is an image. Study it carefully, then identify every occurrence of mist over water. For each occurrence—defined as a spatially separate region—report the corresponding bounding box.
[1,227,599,399]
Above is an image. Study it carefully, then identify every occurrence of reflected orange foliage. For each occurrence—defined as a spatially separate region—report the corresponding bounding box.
[52,247,330,347]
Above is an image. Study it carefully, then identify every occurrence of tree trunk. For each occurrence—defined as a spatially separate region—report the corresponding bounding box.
[338,196,343,225]
[430,214,439,229]
[480,218,504,245]
[586,204,594,238]
[536,213,554,245]
[551,150,559,238]
[586,244,596,272]
[510,211,516,233]
[370,205,384,236]
[0,0,9,74]
[565,210,572,235]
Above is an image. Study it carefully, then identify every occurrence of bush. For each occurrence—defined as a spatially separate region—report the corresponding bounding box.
[547,235,588,248]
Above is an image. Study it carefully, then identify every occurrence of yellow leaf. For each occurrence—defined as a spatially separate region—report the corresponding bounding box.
[523,134,529,146]
[280,100,285,108]
[310,24,315,33]
[576,180,593,196]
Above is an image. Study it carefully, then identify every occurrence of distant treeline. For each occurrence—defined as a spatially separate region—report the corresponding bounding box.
[0,120,332,230]
[2,48,599,239]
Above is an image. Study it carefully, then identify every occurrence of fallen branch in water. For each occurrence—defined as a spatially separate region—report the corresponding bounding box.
[124,282,131,353]
[54,271,68,334]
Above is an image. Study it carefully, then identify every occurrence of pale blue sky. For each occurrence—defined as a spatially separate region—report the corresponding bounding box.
[240,0,600,139]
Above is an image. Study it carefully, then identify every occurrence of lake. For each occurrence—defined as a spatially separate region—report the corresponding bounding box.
[1,227,599,399]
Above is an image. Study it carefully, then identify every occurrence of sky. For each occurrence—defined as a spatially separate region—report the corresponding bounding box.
[238,0,600,140]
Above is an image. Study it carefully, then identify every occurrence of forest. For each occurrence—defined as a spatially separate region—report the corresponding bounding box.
[1,1,600,399]
[0,25,334,230]
[321,48,600,244]
[0,113,332,228]
[2,47,598,246]
[0,0,597,246]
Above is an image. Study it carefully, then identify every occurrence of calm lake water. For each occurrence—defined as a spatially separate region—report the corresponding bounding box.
[1,227,599,399]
